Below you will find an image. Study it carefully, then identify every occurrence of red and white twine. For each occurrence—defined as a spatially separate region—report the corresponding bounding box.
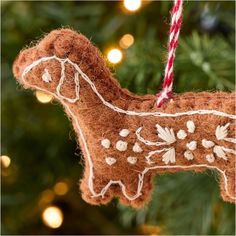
[156,0,183,107]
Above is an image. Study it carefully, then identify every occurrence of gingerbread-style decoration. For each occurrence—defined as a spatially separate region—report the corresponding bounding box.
[13,29,235,208]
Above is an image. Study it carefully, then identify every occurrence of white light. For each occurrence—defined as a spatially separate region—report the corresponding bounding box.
[1,155,11,168]
[124,0,142,12]
[107,48,123,64]
[35,91,53,104]
[42,206,63,229]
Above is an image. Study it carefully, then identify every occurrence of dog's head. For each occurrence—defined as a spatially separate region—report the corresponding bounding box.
[13,29,111,103]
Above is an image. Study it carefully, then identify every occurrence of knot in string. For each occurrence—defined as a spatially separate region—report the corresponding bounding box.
[156,0,183,107]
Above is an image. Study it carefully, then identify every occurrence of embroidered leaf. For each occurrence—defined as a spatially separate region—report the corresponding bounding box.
[162,148,176,164]
[156,124,176,144]
[215,123,230,140]
[213,145,228,160]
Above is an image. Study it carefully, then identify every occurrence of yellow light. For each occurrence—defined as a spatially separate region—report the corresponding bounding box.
[54,181,69,196]
[42,206,63,229]
[107,48,123,64]
[119,34,134,49]
[40,189,55,205]
[139,224,162,235]
[124,0,142,12]
[35,91,53,103]
[1,155,11,168]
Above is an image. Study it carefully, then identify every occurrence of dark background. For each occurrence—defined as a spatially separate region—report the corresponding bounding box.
[1,1,235,235]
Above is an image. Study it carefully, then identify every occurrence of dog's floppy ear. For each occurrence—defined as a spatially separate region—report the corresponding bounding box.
[14,52,81,103]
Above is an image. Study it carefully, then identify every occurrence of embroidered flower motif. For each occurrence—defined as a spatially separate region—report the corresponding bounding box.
[137,121,235,166]
[142,122,197,165]
[199,123,236,162]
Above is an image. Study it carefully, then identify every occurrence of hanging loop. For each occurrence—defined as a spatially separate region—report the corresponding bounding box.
[156,0,183,107]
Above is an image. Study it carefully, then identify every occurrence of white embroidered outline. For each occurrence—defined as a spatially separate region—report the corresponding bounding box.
[21,55,236,201]
[22,56,236,119]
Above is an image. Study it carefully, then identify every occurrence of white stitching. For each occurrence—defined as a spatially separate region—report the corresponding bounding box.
[105,157,117,166]
[186,120,195,133]
[21,55,236,201]
[22,56,236,119]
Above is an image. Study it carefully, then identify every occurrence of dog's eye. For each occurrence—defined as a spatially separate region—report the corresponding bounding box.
[42,69,52,83]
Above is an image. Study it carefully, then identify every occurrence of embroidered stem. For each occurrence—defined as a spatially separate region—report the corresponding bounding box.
[156,0,183,107]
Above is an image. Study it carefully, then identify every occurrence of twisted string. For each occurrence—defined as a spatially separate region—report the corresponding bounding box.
[156,0,183,107]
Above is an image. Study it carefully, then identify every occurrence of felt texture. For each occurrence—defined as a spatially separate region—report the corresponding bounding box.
[13,29,236,208]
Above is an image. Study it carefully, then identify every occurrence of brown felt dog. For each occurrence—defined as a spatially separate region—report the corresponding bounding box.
[13,29,236,208]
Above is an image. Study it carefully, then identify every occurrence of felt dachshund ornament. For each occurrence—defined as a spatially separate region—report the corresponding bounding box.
[13,0,235,208]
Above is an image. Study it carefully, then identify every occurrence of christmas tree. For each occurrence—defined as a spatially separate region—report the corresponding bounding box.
[2,1,235,235]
